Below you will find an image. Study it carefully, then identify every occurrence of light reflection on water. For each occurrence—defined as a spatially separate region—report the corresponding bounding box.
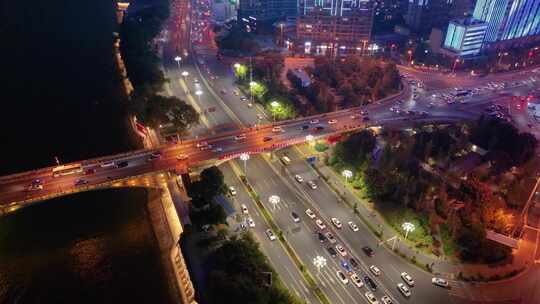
[0,188,173,304]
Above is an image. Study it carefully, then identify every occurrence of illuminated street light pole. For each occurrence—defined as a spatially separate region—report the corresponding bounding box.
[306,134,315,146]
[313,255,327,276]
[239,153,250,180]
[174,56,182,70]
[342,169,353,183]
[452,58,460,73]
[402,222,415,240]
[407,49,413,64]
[270,101,280,123]
[269,195,280,210]
[181,71,189,78]
[195,90,203,103]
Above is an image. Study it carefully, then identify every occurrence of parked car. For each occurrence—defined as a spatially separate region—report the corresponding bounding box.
[229,186,237,196]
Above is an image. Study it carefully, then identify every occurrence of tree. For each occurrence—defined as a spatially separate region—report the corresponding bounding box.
[130,94,199,134]
[205,234,301,304]
[200,166,227,195]
[335,130,377,165]
[215,23,260,54]
[456,223,485,262]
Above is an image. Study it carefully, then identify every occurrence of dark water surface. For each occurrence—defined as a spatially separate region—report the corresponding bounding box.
[0,188,173,304]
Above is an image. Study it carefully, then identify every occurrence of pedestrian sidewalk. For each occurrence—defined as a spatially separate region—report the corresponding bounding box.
[298,144,537,282]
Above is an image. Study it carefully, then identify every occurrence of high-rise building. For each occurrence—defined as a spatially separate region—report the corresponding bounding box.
[443,18,487,56]
[473,0,540,45]
[238,0,298,22]
[296,0,375,56]
[406,0,454,34]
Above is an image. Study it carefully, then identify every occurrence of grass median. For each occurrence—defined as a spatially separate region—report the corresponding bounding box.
[240,176,331,304]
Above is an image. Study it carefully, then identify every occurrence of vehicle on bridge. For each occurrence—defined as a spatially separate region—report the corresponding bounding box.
[52,163,83,177]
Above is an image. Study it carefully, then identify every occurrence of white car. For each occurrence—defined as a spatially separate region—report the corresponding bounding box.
[315,219,326,230]
[336,271,349,284]
[331,217,342,229]
[401,272,414,286]
[307,180,317,189]
[328,119,337,124]
[241,204,249,214]
[432,277,449,288]
[336,244,347,257]
[247,217,255,228]
[365,292,379,304]
[348,221,359,231]
[310,119,319,124]
[272,126,284,133]
[369,265,381,276]
[229,186,237,196]
[294,174,304,182]
[266,229,276,241]
[351,273,363,288]
[305,209,316,219]
[397,283,411,297]
[381,295,393,304]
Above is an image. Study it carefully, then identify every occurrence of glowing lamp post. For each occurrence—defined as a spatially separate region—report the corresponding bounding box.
[306,134,315,146]
[269,195,280,210]
[270,101,280,122]
[407,49,413,64]
[313,255,327,275]
[342,169,353,183]
[181,71,189,78]
[402,222,415,240]
[234,63,241,69]
[174,56,182,70]
[452,58,460,73]
[195,90,203,103]
[239,153,250,180]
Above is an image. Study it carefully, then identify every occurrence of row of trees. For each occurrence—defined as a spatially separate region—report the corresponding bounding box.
[119,1,199,134]
[289,56,402,113]
[205,234,301,304]
[215,22,260,55]
[330,118,531,263]
[471,115,538,173]
[188,166,228,227]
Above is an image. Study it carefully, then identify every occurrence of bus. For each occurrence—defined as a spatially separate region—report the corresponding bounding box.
[52,163,83,177]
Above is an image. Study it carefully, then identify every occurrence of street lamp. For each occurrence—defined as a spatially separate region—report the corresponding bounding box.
[174,56,182,70]
[342,170,353,183]
[181,71,189,77]
[234,63,241,69]
[407,49,413,64]
[306,134,315,147]
[270,101,280,122]
[239,153,250,180]
[313,255,327,275]
[269,195,280,210]
[452,58,460,73]
[402,222,415,239]
[195,90,203,103]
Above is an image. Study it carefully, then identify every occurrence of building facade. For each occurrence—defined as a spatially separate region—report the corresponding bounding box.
[238,0,298,21]
[443,18,488,56]
[406,0,455,34]
[473,0,540,46]
[296,0,375,56]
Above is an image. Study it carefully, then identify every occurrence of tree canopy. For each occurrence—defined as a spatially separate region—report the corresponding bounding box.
[129,94,199,134]
[215,23,260,54]
[205,234,301,304]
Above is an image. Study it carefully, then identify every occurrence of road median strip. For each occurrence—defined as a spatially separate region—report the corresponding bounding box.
[229,161,330,304]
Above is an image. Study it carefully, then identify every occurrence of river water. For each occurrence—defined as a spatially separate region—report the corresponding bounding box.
[0,188,173,304]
